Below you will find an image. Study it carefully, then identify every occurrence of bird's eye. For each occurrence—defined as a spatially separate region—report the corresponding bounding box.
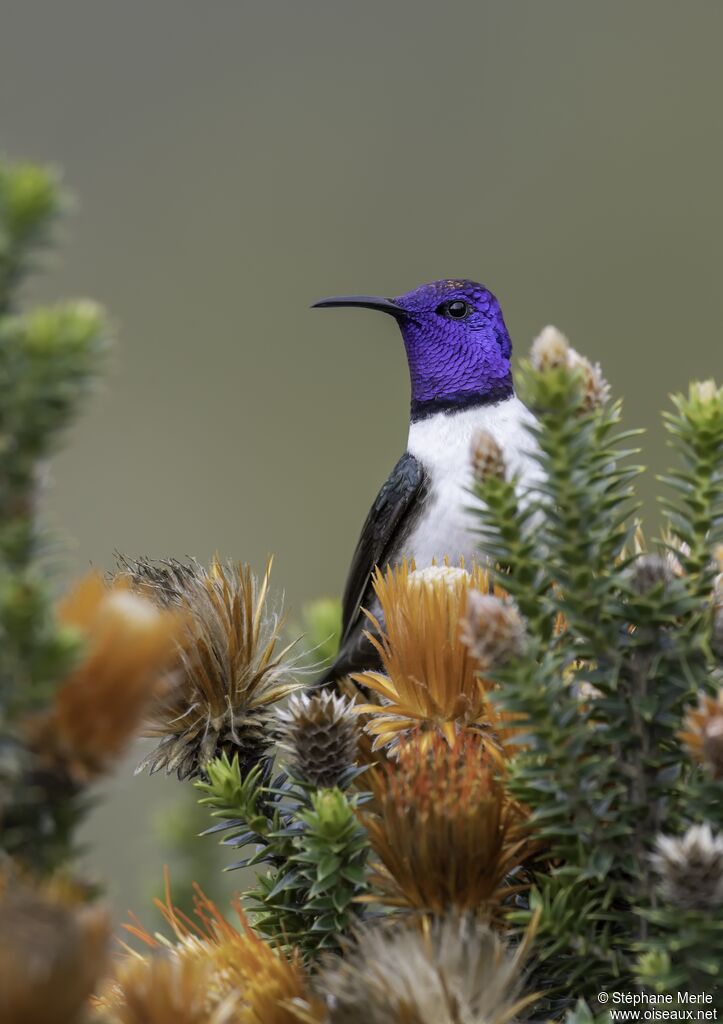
[438,300,472,320]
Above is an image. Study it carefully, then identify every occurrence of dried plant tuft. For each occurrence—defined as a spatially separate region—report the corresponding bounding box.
[135,558,304,779]
[651,824,723,910]
[319,912,538,1024]
[26,573,182,785]
[361,732,529,915]
[0,880,109,1024]
[352,562,512,755]
[104,874,324,1024]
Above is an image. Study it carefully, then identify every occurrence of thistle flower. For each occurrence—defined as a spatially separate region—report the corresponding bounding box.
[651,824,723,910]
[530,325,610,410]
[111,875,324,1024]
[0,881,109,1024]
[460,591,527,669]
[470,428,506,483]
[26,573,182,785]
[135,558,303,779]
[679,690,723,778]
[319,912,538,1024]
[275,691,359,788]
[361,733,529,915]
[352,562,512,754]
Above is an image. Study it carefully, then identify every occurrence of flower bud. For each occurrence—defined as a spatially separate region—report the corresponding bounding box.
[460,591,526,669]
[530,325,570,370]
[470,429,506,483]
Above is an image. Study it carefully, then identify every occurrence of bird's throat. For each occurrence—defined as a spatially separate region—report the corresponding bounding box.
[410,377,514,422]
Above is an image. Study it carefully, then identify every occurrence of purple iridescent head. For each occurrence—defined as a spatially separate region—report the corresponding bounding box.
[313,279,514,420]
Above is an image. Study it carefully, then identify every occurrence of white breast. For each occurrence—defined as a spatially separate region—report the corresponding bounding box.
[402,397,540,567]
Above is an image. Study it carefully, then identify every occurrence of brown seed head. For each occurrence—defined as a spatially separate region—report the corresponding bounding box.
[276,691,359,788]
[470,429,506,484]
[460,591,527,670]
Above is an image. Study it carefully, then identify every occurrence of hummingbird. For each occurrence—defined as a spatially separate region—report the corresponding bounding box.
[312,278,539,685]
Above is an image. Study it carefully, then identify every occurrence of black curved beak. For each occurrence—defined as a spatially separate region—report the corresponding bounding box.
[311,294,408,321]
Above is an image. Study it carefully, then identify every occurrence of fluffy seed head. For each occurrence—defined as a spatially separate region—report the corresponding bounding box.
[320,913,538,1024]
[133,558,303,779]
[275,691,359,788]
[651,824,723,910]
[470,429,506,483]
[460,591,527,670]
[680,690,723,779]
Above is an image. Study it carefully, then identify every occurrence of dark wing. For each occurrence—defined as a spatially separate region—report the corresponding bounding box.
[318,451,428,687]
[340,451,428,645]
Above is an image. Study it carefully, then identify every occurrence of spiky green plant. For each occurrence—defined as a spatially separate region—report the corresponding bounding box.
[196,742,369,959]
[472,326,723,1009]
[0,159,109,873]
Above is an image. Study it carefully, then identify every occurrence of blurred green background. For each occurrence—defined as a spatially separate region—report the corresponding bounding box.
[1,0,721,917]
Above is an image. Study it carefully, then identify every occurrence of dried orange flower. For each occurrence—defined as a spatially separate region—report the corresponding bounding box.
[361,732,530,916]
[680,690,723,779]
[99,954,240,1024]
[108,873,324,1024]
[27,573,182,785]
[352,562,513,757]
[0,880,109,1024]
